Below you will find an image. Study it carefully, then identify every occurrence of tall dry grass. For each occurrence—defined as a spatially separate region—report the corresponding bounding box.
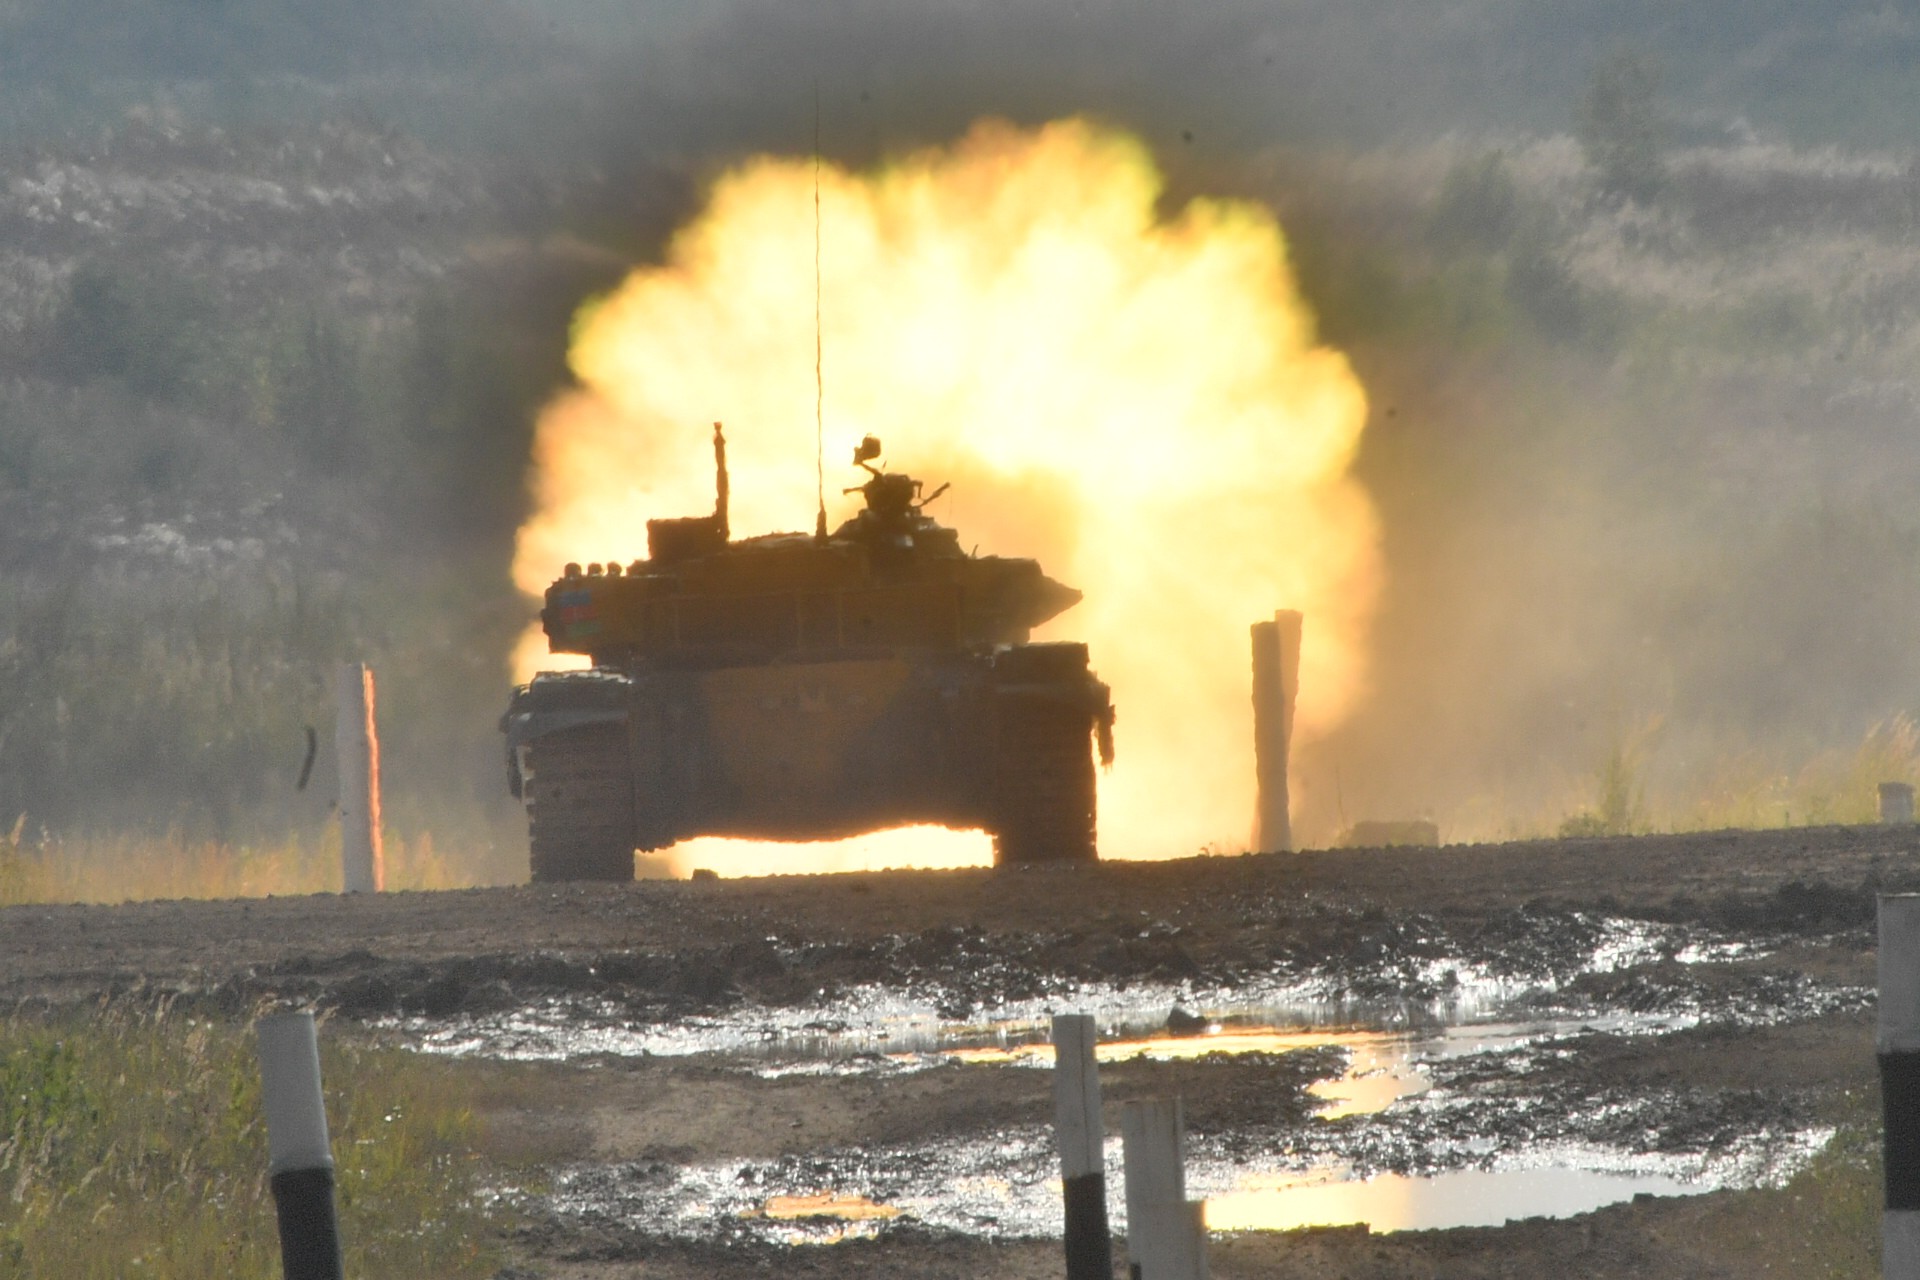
[1675,715,1920,831]
[0,826,486,907]
[1549,715,1920,839]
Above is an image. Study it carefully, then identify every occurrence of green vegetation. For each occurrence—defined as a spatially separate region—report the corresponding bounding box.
[0,1006,505,1279]
[1699,1096,1880,1278]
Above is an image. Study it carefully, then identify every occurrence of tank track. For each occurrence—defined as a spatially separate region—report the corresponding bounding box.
[991,690,1098,865]
[525,723,638,883]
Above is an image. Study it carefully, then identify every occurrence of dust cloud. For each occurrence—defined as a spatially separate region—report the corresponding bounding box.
[511,3,1920,857]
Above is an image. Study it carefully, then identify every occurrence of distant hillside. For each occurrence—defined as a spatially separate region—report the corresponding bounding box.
[4,0,1920,859]
[3,1,1919,152]
[0,110,613,856]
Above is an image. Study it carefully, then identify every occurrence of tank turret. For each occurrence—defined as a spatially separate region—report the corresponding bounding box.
[538,429,1082,666]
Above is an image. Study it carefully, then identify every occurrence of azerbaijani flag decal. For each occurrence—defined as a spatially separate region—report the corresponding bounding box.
[552,588,598,638]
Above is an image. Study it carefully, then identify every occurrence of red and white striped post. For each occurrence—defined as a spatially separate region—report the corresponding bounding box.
[257,1011,345,1280]
[335,662,384,893]
[1052,1013,1114,1280]
[1881,894,1920,1277]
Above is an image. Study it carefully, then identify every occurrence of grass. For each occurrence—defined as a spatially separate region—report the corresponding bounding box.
[1676,716,1920,833]
[1695,1093,1880,1279]
[0,1004,507,1279]
[0,825,499,907]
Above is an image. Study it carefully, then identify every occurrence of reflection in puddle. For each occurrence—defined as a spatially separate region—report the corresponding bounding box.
[937,1016,1700,1124]
[943,1026,1394,1067]
[749,1192,903,1244]
[935,1024,1443,1119]
[1205,1165,1696,1232]
[762,1193,901,1222]
[1310,1037,1428,1118]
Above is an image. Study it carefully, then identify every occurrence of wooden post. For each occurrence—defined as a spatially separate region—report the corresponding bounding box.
[1883,895,1920,1278]
[1122,1097,1208,1279]
[257,1011,345,1280]
[335,662,384,893]
[1252,610,1302,852]
[1051,1014,1114,1280]
[1133,1202,1209,1280]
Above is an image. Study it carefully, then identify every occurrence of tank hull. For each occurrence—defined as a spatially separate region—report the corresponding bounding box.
[506,643,1111,879]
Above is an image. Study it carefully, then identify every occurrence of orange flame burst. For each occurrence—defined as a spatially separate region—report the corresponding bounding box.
[514,118,1378,875]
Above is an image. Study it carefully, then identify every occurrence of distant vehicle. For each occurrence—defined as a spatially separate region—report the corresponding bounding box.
[504,426,1114,881]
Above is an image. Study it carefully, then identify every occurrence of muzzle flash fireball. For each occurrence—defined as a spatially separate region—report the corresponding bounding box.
[504,426,1115,881]
[512,119,1378,868]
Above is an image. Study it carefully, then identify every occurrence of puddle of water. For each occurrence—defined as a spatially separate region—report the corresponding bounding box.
[1204,1165,1696,1232]
[928,1014,1699,1125]
[933,1025,1440,1117]
[390,990,1713,1078]
[747,1192,903,1243]
[949,1026,1356,1063]
[547,1125,1832,1244]
[1311,1037,1429,1118]
[1199,1123,1833,1234]
[383,915,1848,1071]
[448,911,1853,1248]
[941,1026,1400,1067]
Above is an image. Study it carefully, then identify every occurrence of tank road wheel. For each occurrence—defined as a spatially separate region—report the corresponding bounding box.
[992,692,1098,865]
[525,723,638,883]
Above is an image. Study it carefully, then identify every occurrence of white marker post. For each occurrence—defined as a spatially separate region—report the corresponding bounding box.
[257,1011,344,1280]
[1051,1014,1114,1280]
[335,661,384,893]
[1883,895,1920,1278]
[1132,1202,1209,1280]
[1122,1097,1208,1280]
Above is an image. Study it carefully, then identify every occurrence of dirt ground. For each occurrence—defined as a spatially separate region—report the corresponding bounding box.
[3,822,1911,1277]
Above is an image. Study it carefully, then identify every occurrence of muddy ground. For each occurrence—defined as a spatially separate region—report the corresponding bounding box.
[3,823,1914,1277]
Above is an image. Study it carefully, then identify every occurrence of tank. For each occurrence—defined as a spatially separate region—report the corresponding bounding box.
[503,425,1115,881]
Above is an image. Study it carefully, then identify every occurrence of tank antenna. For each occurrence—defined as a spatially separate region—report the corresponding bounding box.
[813,85,828,543]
